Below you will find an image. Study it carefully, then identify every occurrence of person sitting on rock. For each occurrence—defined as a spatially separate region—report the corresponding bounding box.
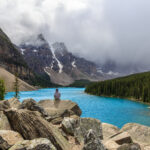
[54,88,61,101]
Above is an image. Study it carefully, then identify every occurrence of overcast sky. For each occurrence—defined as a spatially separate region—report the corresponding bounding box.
[0,0,150,66]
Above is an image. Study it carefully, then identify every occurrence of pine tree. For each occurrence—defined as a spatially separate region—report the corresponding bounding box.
[14,73,20,99]
[0,79,5,100]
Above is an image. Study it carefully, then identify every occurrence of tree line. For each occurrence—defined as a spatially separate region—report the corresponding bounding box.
[85,71,150,103]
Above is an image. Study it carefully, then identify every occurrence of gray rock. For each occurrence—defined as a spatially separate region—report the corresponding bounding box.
[9,138,56,150]
[45,109,71,124]
[117,143,141,150]
[75,118,103,143]
[62,117,79,135]
[20,98,48,117]
[0,130,23,150]
[4,109,72,150]
[82,129,105,150]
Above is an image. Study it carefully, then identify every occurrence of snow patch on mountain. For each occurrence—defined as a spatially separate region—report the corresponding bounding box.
[97,69,104,74]
[72,60,76,68]
[44,67,51,76]
[107,71,119,76]
[51,45,63,73]
[33,49,37,52]
[20,48,25,55]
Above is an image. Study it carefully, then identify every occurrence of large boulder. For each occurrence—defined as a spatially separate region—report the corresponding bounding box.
[103,132,133,150]
[38,100,82,124]
[4,109,72,150]
[38,99,82,116]
[103,140,120,150]
[102,123,120,140]
[19,98,48,117]
[0,98,21,111]
[9,138,56,150]
[0,111,11,130]
[7,98,21,109]
[82,129,106,150]
[62,117,79,136]
[117,143,141,150]
[108,132,133,145]
[45,109,72,124]
[121,123,150,145]
[74,118,103,143]
[0,130,23,150]
[144,145,150,150]
[0,100,10,111]
[62,117,103,143]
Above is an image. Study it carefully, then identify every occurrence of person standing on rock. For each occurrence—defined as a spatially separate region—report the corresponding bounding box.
[54,88,61,108]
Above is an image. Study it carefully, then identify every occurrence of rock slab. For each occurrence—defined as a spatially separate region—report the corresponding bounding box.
[102,123,119,140]
[121,123,150,145]
[0,111,11,130]
[5,109,72,150]
[0,130,23,150]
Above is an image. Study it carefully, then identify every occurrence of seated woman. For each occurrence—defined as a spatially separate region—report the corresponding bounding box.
[54,88,61,108]
[54,88,61,101]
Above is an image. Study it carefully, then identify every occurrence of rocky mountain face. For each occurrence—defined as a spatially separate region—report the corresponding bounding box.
[20,35,106,85]
[0,28,36,85]
[0,28,55,88]
[20,34,53,75]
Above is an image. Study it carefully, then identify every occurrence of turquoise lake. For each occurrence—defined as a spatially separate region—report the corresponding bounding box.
[5,87,150,128]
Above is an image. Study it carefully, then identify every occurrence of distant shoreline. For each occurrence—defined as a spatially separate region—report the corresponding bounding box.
[85,91,150,106]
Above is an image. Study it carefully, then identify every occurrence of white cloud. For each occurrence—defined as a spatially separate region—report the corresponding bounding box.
[0,0,150,67]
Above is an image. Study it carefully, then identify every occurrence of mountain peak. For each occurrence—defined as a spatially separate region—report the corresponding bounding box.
[20,33,48,47]
[37,34,46,42]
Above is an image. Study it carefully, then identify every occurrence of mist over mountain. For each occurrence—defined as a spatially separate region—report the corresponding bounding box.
[20,34,107,85]
[0,0,150,73]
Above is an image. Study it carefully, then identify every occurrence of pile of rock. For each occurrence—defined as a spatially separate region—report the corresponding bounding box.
[0,97,149,150]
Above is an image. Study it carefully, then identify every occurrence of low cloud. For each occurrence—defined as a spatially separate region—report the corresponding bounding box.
[0,0,150,67]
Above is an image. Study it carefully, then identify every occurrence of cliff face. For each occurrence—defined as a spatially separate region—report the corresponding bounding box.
[0,29,54,87]
[52,42,100,79]
[20,35,105,86]
[20,34,53,75]
[0,28,35,85]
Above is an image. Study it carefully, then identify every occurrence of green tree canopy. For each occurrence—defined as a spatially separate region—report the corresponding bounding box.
[85,71,150,103]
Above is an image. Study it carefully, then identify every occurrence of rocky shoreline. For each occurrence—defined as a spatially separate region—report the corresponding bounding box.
[0,98,149,150]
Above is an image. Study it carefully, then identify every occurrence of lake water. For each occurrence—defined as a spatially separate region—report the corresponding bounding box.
[5,87,150,128]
